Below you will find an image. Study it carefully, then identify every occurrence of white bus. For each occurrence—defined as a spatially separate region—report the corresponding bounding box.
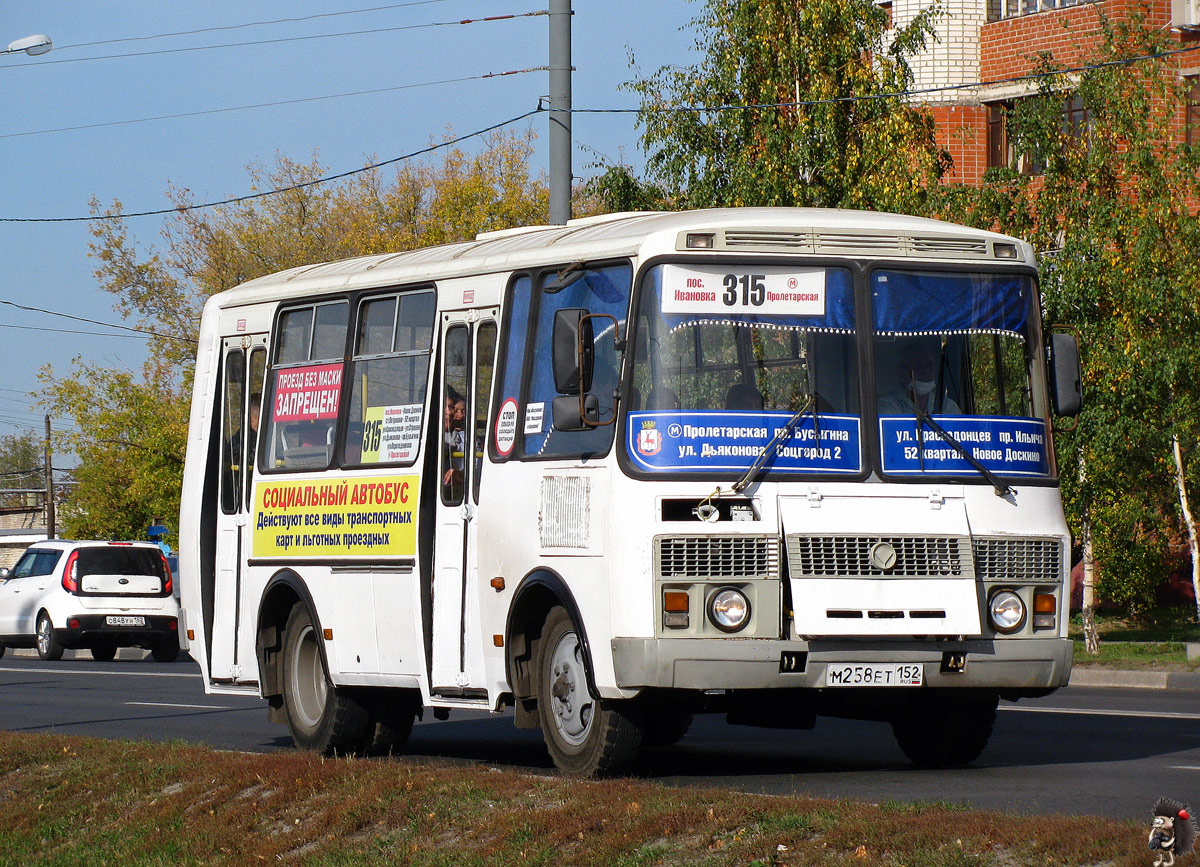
[179,207,1082,775]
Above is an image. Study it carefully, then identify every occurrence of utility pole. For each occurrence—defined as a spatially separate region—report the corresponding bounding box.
[548,0,572,225]
[43,414,55,539]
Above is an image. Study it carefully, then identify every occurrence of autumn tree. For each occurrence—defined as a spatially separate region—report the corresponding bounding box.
[41,129,549,541]
[939,14,1200,643]
[625,0,950,212]
[0,432,42,508]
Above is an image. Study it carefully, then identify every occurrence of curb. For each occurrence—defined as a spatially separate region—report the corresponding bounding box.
[1069,668,1200,690]
[7,647,152,662]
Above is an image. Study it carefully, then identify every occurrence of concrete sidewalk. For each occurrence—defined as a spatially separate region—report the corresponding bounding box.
[1068,667,1200,690]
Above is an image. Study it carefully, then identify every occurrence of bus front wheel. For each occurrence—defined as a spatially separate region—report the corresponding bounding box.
[890,693,997,767]
[535,606,642,776]
[281,604,369,755]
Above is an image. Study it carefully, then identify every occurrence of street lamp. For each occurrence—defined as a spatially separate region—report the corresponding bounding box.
[4,34,52,56]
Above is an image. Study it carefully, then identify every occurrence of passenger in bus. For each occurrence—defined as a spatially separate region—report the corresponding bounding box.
[878,340,961,416]
[443,389,466,493]
[725,381,764,411]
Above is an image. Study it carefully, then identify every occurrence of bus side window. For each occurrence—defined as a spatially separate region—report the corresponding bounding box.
[441,325,470,505]
[472,321,498,502]
[262,300,349,472]
[220,348,245,514]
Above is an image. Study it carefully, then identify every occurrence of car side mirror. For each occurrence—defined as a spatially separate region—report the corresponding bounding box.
[0,567,9,582]
[1049,332,1082,417]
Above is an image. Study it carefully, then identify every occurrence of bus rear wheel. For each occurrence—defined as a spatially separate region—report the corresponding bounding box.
[282,604,369,755]
[891,693,997,767]
[535,606,642,777]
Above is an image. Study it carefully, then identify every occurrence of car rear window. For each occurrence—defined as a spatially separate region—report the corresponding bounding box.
[77,547,167,578]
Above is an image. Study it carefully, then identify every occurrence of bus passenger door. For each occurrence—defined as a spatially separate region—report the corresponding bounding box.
[431,310,498,695]
[211,336,267,683]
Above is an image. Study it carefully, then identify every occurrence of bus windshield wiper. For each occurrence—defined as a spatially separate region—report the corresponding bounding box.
[731,394,815,493]
[910,390,1012,497]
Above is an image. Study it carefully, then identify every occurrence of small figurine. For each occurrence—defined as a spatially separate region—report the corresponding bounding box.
[1150,797,1196,866]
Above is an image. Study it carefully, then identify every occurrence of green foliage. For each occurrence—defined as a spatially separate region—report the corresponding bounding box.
[628,0,950,211]
[0,431,41,494]
[45,130,549,538]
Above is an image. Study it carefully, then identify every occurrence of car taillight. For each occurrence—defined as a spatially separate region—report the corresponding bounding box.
[62,550,80,593]
[160,554,173,596]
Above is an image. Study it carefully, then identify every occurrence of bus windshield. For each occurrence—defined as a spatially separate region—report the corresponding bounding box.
[626,263,1051,483]
[627,263,862,476]
[871,268,1050,480]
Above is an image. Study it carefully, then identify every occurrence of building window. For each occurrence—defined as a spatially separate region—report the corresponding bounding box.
[985,94,1089,173]
[1188,76,1200,148]
[1000,0,1088,18]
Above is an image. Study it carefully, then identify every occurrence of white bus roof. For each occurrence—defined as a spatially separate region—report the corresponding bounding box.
[209,207,1033,309]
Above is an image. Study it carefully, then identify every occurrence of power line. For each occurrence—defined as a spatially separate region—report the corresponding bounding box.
[0,299,192,342]
[0,68,544,141]
[0,12,546,68]
[0,107,542,223]
[0,322,152,340]
[52,1,460,51]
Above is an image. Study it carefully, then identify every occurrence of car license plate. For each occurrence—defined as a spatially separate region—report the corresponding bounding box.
[825,663,923,687]
[106,615,146,627]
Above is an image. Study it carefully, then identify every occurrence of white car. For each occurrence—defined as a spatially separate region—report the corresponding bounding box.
[0,540,182,662]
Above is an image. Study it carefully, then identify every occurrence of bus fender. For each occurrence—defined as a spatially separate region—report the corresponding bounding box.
[504,569,595,729]
[256,570,327,716]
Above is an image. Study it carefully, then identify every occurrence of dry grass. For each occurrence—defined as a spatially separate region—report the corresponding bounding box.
[0,731,1147,866]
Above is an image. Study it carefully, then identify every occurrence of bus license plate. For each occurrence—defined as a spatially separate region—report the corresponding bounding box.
[825,663,923,687]
[106,615,146,627]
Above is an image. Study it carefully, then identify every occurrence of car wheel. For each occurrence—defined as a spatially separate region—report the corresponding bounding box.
[0,644,6,659]
[36,613,64,661]
[151,642,180,663]
[281,604,369,755]
[90,643,117,662]
[535,606,643,776]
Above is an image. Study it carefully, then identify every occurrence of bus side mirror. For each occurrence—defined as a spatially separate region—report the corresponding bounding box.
[552,394,600,431]
[552,308,595,395]
[1049,332,1081,417]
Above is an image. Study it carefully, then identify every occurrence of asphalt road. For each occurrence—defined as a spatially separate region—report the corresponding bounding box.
[1,653,1196,820]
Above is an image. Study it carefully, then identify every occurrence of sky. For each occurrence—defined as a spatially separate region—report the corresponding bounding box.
[0,0,701,446]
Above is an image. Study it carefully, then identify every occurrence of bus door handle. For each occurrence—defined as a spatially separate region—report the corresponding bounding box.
[460,503,475,523]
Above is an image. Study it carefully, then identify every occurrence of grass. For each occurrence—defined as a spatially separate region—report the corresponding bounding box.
[1069,605,1200,669]
[0,731,1158,866]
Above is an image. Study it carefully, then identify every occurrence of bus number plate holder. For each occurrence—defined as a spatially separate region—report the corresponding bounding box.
[824,663,923,687]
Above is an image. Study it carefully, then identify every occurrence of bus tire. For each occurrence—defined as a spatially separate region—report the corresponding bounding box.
[535,606,642,776]
[642,711,693,748]
[359,690,419,756]
[891,693,997,767]
[282,604,369,755]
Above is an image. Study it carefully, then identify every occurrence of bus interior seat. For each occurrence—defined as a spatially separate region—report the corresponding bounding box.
[645,386,679,410]
[725,382,764,411]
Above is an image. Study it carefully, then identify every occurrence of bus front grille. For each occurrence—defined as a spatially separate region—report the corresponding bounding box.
[787,535,969,577]
[972,537,1062,583]
[656,535,779,580]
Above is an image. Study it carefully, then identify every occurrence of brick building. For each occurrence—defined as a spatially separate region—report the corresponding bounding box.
[881,0,1200,185]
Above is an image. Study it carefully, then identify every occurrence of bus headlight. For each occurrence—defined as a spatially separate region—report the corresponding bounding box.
[988,589,1026,634]
[708,588,751,633]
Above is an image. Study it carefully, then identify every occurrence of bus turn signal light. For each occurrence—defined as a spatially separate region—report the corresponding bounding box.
[663,591,689,612]
[1033,594,1056,613]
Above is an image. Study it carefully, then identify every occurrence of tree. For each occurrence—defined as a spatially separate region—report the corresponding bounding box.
[41,129,549,541]
[939,13,1200,642]
[0,431,42,505]
[626,0,950,212]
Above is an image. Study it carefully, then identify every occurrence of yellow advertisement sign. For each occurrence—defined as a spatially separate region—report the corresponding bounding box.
[252,475,418,559]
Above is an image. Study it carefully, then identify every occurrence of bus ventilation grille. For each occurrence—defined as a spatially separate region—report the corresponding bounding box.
[971,537,1062,583]
[786,535,969,577]
[656,535,779,580]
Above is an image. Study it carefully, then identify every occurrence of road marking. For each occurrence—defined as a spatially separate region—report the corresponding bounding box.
[126,701,232,710]
[0,665,199,680]
[1001,705,1200,721]
[1167,766,1200,771]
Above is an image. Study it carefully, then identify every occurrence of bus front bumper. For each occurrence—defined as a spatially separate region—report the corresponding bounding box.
[610,637,1072,693]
